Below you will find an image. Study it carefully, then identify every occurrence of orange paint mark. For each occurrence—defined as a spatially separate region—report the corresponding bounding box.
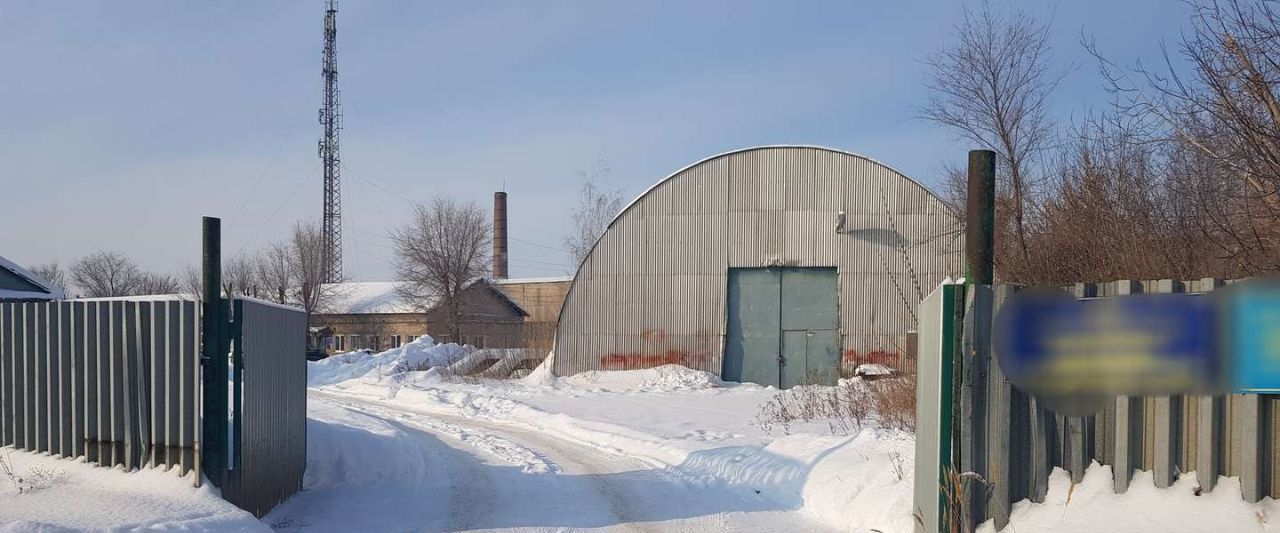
[598,349,712,370]
[842,349,898,366]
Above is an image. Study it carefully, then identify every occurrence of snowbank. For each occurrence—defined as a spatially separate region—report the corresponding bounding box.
[555,364,730,392]
[0,447,264,531]
[981,463,1280,533]
[307,336,469,387]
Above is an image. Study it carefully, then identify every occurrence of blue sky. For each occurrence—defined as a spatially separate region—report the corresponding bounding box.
[0,1,1192,281]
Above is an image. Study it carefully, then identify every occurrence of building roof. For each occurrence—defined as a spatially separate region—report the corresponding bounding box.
[0,255,65,300]
[321,279,528,317]
[491,276,573,285]
[324,281,413,313]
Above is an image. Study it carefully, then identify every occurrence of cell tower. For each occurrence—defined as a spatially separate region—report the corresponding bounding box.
[319,0,343,283]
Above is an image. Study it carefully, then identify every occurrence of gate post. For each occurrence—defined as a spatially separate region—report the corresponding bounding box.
[200,217,228,486]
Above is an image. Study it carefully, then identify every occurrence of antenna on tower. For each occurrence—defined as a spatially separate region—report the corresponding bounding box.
[319,0,343,283]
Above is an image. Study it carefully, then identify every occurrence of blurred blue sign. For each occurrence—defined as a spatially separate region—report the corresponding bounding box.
[996,291,1221,400]
[1227,281,1280,393]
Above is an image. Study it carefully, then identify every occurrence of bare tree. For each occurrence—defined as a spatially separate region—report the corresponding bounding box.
[1091,0,1280,273]
[563,162,624,268]
[70,251,142,297]
[26,262,66,291]
[133,272,181,295]
[391,197,491,342]
[920,2,1064,272]
[221,256,257,298]
[179,264,203,299]
[290,221,335,316]
[254,241,294,304]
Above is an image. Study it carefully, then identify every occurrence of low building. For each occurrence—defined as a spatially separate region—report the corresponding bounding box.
[310,279,529,353]
[491,276,571,352]
[0,256,64,301]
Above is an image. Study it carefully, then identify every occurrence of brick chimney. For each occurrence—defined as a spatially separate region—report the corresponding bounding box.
[493,191,509,279]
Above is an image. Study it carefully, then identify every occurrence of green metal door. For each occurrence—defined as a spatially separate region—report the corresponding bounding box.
[724,267,839,388]
[780,268,839,387]
[724,268,781,386]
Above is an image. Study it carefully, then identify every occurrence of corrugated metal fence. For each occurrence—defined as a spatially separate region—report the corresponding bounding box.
[0,299,202,477]
[0,296,307,517]
[221,297,307,516]
[974,279,1277,531]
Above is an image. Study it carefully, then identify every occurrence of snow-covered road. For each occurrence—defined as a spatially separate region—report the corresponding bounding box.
[266,391,837,532]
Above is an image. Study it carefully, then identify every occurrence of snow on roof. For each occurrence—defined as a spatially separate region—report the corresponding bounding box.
[75,294,195,302]
[323,281,423,314]
[0,255,65,300]
[322,279,529,317]
[491,276,573,285]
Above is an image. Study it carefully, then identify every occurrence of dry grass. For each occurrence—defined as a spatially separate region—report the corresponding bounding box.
[0,450,59,495]
[868,373,916,432]
[753,373,917,436]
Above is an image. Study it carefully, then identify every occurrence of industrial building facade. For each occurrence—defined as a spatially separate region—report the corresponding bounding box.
[551,146,962,387]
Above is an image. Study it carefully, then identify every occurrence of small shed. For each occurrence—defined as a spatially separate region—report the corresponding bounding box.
[551,146,962,387]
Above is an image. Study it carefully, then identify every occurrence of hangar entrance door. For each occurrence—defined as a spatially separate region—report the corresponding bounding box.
[723,267,839,388]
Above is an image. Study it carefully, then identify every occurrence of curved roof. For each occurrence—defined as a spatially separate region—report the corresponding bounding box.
[612,145,938,225]
[571,145,946,274]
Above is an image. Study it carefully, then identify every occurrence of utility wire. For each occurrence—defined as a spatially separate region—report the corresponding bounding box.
[342,162,413,206]
[233,165,319,258]
[232,78,323,220]
[510,236,567,253]
[340,80,407,190]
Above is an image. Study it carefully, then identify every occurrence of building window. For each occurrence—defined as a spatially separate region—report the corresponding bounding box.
[438,334,452,344]
[335,335,346,351]
[473,335,485,349]
[392,335,402,348]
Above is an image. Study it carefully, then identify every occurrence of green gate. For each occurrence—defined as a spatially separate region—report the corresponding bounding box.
[723,267,839,387]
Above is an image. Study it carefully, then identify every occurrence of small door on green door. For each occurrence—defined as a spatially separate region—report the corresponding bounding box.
[724,267,839,388]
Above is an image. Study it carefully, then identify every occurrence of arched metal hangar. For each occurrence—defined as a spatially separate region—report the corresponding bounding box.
[552,146,962,387]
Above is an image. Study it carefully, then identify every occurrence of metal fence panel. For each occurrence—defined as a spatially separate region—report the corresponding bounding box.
[940,278,1280,532]
[0,299,201,481]
[222,298,307,517]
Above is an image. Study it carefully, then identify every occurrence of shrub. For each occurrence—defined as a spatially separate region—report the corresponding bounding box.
[753,373,917,435]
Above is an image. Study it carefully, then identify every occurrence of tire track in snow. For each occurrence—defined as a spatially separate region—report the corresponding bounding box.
[314,391,655,532]
[316,393,562,475]
[313,390,836,532]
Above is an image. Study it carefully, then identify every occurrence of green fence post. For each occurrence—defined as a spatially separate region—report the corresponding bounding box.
[200,217,227,487]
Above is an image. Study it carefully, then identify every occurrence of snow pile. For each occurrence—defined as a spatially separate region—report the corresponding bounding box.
[0,447,264,531]
[556,364,730,392]
[982,463,1280,533]
[307,336,469,387]
[520,354,557,386]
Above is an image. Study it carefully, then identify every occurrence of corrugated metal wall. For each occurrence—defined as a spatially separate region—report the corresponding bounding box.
[554,146,963,377]
[0,299,201,479]
[967,279,1280,531]
[223,298,307,517]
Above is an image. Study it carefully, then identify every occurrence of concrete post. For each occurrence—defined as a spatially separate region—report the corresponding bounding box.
[1196,395,1223,492]
[1029,396,1052,502]
[1234,394,1266,502]
[1068,416,1088,483]
[1152,395,1179,488]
